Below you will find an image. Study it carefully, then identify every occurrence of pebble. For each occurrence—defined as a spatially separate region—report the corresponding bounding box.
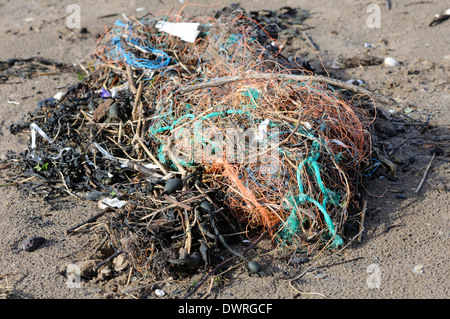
[155,289,165,297]
[199,201,214,214]
[108,103,120,119]
[21,236,46,252]
[247,260,262,274]
[185,252,203,270]
[384,57,399,67]
[241,239,251,246]
[113,254,129,272]
[87,100,96,111]
[164,178,183,195]
[413,264,424,274]
[53,92,65,101]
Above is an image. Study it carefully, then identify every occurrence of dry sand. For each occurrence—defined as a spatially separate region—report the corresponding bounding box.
[0,0,448,299]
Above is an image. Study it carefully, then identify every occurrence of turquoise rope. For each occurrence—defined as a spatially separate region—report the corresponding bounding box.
[293,144,343,248]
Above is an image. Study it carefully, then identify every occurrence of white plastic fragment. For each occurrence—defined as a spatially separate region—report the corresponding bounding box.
[301,121,312,131]
[51,147,72,160]
[413,264,424,274]
[98,197,127,210]
[384,57,399,67]
[85,154,98,169]
[331,139,349,148]
[30,123,54,149]
[255,119,270,141]
[93,142,115,161]
[53,92,65,101]
[154,289,165,297]
[155,21,200,43]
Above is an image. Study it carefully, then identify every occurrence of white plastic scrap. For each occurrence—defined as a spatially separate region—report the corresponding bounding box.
[331,139,349,148]
[255,119,270,141]
[93,142,115,161]
[384,57,399,67]
[155,21,200,43]
[53,92,65,101]
[85,154,98,169]
[30,123,54,149]
[154,289,165,297]
[98,197,127,210]
[51,147,72,160]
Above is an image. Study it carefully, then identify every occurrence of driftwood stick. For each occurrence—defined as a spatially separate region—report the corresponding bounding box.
[178,72,398,105]
[132,81,143,121]
[358,200,368,243]
[126,64,137,94]
[163,193,192,211]
[389,118,430,155]
[67,207,113,234]
[93,250,123,271]
[415,153,435,193]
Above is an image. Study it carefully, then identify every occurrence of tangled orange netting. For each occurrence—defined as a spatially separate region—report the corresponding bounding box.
[93,7,373,250]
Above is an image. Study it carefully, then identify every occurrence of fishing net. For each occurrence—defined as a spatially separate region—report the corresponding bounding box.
[92,10,372,250]
[5,5,375,280]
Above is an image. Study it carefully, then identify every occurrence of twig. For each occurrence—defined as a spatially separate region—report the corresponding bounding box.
[415,153,435,193]
[358,200,367,243]
[136,136,168,175]
[389,118,429,155]
[132,81,143,121]
[301,31,319,50]
[94,250,123,271]
[183,208,192,254]
[163,193,192,211]
[289,280,326,298]
[178,72,398,105]
[0,176,35,187]
[66,207,113,234]
[58,171,81,199]
[200,277,215,299]
[76,59,90,75]
[315,256,365,269]
[126,64,137,94]
[165,144,186,175]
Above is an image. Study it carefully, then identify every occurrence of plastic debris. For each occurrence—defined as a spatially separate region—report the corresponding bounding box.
[155,21,201,43]
[98,197,127,210]
[30,123,54,149]
[384,57,399,67]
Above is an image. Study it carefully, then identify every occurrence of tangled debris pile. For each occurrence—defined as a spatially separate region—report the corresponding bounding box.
[2,5,395,292]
